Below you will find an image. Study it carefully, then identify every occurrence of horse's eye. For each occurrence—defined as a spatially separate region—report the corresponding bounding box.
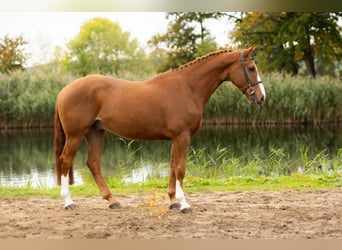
[248,66,256,72]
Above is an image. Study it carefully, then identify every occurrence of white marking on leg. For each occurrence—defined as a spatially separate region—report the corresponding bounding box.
[61,174,74,208]
[175,180,191,210]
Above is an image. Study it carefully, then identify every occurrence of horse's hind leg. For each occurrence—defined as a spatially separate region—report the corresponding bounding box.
[60,135,83,210]
[86,122,121,209]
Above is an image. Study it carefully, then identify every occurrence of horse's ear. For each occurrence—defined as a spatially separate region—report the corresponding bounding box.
[243,46,256,57]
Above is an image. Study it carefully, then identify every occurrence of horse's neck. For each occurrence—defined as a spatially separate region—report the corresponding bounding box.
[179,52,237,105]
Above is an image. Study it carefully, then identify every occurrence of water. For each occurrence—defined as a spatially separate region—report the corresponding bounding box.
[0,125,341,188]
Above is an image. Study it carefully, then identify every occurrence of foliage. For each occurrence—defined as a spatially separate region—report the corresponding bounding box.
[232,12,342,78]
[149,12,225,72]
[166,12,227,41]
[0,35,29,73]
[195,36,218,58]
[64,17,153,77]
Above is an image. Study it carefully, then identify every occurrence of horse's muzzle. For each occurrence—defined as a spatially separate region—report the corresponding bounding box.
[248,90,265,105]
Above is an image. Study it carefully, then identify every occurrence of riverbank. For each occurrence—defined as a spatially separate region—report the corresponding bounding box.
[1,174,341,199]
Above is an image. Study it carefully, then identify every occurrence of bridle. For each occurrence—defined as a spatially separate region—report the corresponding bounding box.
[239,50,263,103]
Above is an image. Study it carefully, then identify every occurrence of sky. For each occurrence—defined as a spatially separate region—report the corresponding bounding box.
[0,12,233,66]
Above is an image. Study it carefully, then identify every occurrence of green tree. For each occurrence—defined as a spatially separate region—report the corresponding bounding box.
[0,35,29,73]
[232,12,342,77]
[149,12,225,72]
[65,17,143,76]
[195,36,218,58]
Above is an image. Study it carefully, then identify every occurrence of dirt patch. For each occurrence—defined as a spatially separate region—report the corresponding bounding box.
[0,189,341,239]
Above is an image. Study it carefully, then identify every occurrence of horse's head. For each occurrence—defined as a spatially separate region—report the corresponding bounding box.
[229,47,266,105]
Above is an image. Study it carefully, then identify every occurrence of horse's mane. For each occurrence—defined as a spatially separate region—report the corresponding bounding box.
[173,49,233,72]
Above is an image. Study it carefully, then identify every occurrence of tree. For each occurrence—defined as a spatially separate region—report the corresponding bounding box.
[232,12,342,77]
[0,35,29,73]
[166,12,226,42]
[149,12,225,72]
[195,36,218,58]
[65,17,143,76]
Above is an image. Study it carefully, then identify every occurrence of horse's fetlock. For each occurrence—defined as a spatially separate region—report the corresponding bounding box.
[102,193,112,201]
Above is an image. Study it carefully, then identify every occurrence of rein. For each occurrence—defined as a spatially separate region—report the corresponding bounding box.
[239,50,263,102]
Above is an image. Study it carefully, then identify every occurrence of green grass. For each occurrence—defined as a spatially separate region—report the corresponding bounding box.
[0,173,341,199]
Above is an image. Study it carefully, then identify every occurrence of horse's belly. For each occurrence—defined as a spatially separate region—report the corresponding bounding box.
[100,116,171,140]
[97,91,202,140]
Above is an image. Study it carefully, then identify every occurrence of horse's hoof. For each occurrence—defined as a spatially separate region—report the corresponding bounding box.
[169,203,181,210]
[65,204,75,210]
[181,207,192,214]
[109,202,122,209]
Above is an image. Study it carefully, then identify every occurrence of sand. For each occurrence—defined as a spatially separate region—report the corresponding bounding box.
[0,189,341,239]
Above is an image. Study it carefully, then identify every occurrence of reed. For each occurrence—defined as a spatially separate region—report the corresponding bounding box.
[0,69,73,129]
[1,70,342,128]
[186,145,342,178]
[204,73,342,125]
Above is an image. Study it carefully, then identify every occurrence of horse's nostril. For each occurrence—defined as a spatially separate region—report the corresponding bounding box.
[260,95,265,102]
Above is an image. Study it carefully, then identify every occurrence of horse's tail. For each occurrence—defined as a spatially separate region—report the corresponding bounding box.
[54,104,74,185]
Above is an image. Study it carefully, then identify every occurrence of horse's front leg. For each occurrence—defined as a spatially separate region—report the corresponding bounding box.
[168,132,192,214]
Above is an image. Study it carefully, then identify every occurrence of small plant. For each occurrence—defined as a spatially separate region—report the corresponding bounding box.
[35,179,49,190]
[25,179,32,189]
[334,148,342,172]
[136,190,168,220]
[300,146,331,174]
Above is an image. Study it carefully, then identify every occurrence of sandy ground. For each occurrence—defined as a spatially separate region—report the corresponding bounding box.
[0,189,341,239]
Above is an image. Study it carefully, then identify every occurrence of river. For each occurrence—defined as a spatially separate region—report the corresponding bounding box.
[0,125,341,187]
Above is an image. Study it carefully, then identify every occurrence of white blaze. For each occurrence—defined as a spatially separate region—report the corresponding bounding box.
[257,69,266,100]
[175,180,191,210]
[61,174,73,207]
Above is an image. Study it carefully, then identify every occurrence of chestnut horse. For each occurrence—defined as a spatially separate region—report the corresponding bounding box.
[54,47,266,213]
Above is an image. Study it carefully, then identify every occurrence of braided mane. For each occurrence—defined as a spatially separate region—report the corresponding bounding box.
[173,49,233,72]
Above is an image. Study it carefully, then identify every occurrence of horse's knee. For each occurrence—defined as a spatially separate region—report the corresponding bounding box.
[86,160,101,175]
[168,175,176,200]
[175,167,185,181]
[60,156,73,175]
[168,189,176,199]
